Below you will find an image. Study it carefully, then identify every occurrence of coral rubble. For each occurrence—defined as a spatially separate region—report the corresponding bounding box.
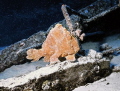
[27,24,80,64]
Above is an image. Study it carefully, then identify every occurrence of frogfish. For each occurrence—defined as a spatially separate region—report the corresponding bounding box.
[26,24,80,64]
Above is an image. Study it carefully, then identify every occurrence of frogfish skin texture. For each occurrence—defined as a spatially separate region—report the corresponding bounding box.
[26,24,80,64]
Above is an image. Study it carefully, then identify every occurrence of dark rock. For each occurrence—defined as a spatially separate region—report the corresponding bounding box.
[0,31,47,72]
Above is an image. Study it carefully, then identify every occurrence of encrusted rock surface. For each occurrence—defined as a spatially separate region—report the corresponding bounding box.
[0,50,111,91]
[0,31,47,72]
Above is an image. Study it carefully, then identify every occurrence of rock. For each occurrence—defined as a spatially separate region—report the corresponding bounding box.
[0,50,111,91]
[0,31,47,72]
[95,52,103,59]
[88,49,97,59]
[100,43,112,51]
[0,32,114,90]
[87,49,103,59]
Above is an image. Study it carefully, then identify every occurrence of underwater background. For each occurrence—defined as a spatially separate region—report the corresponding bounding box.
[0,0,96,46]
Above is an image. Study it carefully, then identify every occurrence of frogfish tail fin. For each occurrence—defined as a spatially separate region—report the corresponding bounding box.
[26,49,43,61]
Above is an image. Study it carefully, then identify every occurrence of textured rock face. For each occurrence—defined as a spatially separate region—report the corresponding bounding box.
[0,50,111,91]
[27,24,80,63]
[0,31,47,72]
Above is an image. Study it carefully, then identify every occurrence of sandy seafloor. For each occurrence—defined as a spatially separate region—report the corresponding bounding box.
[73,72,120,91]
[0,33,120,90]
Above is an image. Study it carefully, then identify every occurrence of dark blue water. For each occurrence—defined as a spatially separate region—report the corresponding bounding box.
[0,0,96,46]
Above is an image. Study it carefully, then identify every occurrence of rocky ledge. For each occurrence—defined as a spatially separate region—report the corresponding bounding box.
[0,49,111,91]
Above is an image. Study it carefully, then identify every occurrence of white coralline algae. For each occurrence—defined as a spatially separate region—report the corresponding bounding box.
[78,49,103,63]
